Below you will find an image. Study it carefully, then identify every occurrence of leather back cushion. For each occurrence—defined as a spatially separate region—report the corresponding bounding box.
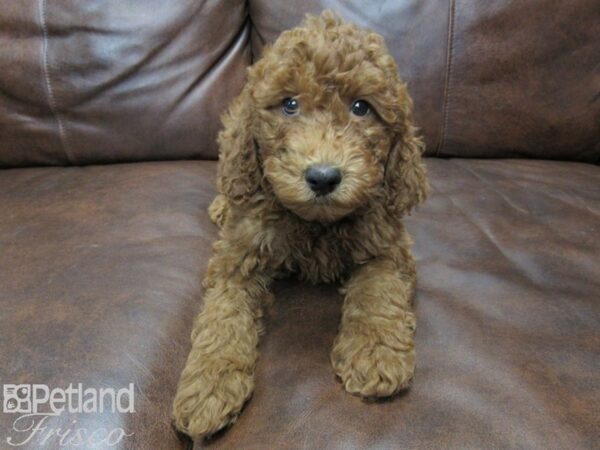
[0,0,249,167]
[1,0,598,166]
[251,0,600,162]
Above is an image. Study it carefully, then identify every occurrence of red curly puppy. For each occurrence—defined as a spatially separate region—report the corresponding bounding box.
[173,11,429,439]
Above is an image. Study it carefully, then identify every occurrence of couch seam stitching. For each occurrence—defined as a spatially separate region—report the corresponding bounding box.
[247,0,256,63]
[38,0,74,164]
[437,0,456,157]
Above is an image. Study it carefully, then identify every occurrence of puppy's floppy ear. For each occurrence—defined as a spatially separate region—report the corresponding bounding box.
[216,87,261,204]
[383,85,429,215]
[384,131,429,215]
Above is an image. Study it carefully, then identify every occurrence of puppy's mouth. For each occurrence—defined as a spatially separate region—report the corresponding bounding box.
[264,164,364,222]
[278,191,358,223]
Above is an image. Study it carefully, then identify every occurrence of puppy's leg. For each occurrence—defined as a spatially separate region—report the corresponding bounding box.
[208,194,228,228]
[331,257,416,398]
[172,243,271,439]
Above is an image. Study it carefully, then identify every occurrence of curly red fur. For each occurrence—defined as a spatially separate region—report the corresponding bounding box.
[173,11,429,440]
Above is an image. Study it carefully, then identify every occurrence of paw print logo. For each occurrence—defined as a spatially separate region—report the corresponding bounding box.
[3,385,31,414]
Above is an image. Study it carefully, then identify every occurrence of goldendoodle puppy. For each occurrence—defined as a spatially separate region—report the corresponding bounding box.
[173,11,429,439]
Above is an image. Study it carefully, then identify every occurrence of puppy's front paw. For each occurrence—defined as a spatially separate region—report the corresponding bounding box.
[172,365,254,440]
[331,326,415,398]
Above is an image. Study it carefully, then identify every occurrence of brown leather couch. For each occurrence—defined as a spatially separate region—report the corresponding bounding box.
[1,1,598,449]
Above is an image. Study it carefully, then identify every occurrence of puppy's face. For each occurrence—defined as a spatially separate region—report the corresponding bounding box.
[249,17,407,222]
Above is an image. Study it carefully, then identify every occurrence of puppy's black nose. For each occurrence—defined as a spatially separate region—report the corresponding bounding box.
[305,165,342,196]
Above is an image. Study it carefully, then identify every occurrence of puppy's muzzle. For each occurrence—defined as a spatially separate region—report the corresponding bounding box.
[305,165,342,196]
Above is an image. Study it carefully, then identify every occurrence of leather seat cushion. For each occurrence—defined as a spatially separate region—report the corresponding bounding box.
[0,161,216,449]
[0,158,598,449]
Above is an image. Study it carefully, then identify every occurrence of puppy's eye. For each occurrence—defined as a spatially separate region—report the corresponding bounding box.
[282,98,300,116]
[350,100,370,117]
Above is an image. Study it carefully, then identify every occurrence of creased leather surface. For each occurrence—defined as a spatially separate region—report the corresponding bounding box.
[0,0,249,167]
[0,161,220,449]
[192,158,600,449]
[249,0,600,162]
[442,0,600,162]
[1,159,599,449]
[1,0,597,166]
